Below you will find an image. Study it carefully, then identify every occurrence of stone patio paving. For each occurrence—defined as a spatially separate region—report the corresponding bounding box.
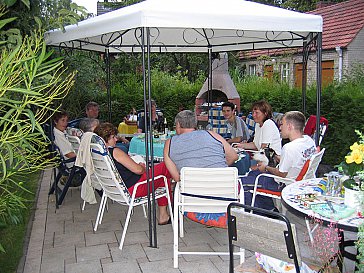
[20,169,356,273]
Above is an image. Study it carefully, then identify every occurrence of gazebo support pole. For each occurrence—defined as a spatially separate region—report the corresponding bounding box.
[141,27,157,248]
[141,28,152,248]
[208,47,212,110]
[316,33,322,147]
[146,27,157,248]
[302,40,308,115]
[105,48,112,122]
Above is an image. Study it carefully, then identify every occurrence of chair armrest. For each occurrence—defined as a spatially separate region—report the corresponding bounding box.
[131,175,168,198]
[251,173,295,207]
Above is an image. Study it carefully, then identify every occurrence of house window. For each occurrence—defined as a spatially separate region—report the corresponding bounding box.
[264,65,273,80]
[249,65,256,76]
[322,60,334,87]
[280,63,289,82]
[294,63,303,88]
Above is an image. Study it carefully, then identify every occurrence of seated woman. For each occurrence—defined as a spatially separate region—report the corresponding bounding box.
[94,122,172,225]
[236,100,282,166]
[126,107,138,122]
[53,110,76,161]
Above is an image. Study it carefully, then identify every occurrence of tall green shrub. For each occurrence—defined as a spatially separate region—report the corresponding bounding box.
[0,23,75,253]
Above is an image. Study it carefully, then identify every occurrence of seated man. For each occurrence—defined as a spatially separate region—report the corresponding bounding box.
[137,100,164,133]
[163,110,238,182]
[79,118,100,133]
[241,111,317,210]
[222,101,249,144]
[68,101,100,128]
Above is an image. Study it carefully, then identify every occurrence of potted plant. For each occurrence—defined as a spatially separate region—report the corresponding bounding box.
[337,131,364,207]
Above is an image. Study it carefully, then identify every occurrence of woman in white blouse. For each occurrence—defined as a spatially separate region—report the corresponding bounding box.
[236,100,281,158]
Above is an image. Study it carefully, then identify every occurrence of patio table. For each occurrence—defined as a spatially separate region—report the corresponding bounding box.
[281,178,363,271]
[128,134,168,161]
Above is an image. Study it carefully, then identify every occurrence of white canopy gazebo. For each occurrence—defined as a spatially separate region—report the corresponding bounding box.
[45,0,323,126]
[45,0,323,245]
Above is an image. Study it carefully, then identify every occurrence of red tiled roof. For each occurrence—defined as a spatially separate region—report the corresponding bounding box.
[308,0,364,50]
[241,0,364,59]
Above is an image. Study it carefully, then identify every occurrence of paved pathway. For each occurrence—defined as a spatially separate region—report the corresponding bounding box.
[21,169,355,273]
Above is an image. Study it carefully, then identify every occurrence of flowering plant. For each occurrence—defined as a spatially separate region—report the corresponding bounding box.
[307,217,342,272]
[338,131,364,190]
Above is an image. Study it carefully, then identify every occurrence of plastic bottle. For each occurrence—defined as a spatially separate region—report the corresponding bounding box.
[164,118,168,135]
[206,123,213,131]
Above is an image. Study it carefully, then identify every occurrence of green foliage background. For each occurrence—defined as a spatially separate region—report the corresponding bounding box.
[62,56,364,167]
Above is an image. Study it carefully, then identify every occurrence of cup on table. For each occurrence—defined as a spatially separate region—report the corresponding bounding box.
[325,171,343,196]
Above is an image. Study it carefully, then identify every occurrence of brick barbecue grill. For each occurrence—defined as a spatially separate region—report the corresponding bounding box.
[195,52,240,123]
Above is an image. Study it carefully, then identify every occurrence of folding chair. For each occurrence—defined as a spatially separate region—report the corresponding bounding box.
[90,134,173,252]
[66,134,81,155]
[245,112,256,141]
[173,167,244,268]
[45,123,86,207]
[48,143,86,206]
[304,115,328,146]
[208,107,230,138]
[67,118,82,128]
[227,203,301,273]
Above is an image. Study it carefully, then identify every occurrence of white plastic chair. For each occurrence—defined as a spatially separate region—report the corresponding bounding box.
[66,126,83,138]
[250,148,325,243]
[173,167,244,268]
[250,148,326,206]
[66,134,81,155]
[90,135,173,251]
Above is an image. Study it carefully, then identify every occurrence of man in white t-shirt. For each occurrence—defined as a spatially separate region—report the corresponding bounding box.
[241,111,316,210]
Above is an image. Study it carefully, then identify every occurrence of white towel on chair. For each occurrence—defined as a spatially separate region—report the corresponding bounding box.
[75,132,100,204]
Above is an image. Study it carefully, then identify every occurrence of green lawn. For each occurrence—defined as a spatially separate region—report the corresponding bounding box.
[0,172,40,273]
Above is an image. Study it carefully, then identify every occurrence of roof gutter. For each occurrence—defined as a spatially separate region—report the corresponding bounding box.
[335,46,343,82]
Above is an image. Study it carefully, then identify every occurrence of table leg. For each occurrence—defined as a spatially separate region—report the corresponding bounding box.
[338,230,358,272]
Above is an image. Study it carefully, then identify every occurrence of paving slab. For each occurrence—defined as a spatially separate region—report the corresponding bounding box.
[85,231,118,246]
[39,257,64,273]
[22,169,356,273]
[139,258,181,273]
[53,232,86,248]
[42,245,76,262]
[102,260,142,273]
[178,259,221,273]
[66,260,102,273]
[110,243,146,262]
[76,244,110,262]
[114,230,149,246]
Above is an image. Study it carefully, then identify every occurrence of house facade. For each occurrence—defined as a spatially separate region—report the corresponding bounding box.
[239,0,364,87]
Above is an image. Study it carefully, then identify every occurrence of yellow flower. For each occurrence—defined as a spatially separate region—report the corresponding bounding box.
[359,144,364,153]
[346,149,363,164]
[350,142,360,151]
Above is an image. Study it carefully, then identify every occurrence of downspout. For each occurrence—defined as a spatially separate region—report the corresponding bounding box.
[335,46,343,82]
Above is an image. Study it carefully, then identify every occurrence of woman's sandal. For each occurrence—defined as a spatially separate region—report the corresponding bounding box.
[158,217,171,225]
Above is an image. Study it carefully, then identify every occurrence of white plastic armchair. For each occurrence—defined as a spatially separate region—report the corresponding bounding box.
[90,134,173,252]
[173,167,244,268]
[251,148,325,207]
[250,148,325,243]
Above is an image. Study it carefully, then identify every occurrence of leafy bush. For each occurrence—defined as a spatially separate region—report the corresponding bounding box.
[62,55,364,166]
[0,29,75,223]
